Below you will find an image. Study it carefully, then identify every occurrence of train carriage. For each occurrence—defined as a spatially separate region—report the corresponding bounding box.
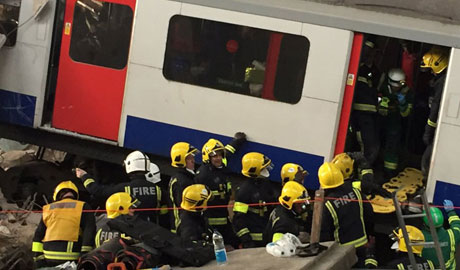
[0,0,459,206]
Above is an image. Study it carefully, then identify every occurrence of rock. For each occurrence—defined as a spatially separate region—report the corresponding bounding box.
[7,213,16,223]
[0,225,11,235]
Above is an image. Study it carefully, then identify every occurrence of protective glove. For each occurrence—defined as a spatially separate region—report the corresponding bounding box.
[374,185,392,198]
[396,93,406,105]
[242,241,257,249]
[444,199,455,212]
[423,125,435,145]
[234,132,247,142]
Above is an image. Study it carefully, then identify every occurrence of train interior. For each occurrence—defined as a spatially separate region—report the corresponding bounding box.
[344,34,449,186]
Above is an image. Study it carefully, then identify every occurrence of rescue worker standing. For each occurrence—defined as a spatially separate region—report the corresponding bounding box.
[195,133,246,247]
[351,39,380,166]
[76,151,163,223]
[421,46,449,176]
[378,68,414,177]
[169,142,199,233]
[233,152,278,248]
[264,181,310,243]
[319,162,374,268]
[95,192,139,248]
[280,163,308,186]
[32,181,95,268]
[386,225,435,269]
[177,184,213,244]
[421,201,460,269]
[332,152,391,197]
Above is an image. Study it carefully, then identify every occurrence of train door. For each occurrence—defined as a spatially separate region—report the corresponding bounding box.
[52,0,135,141]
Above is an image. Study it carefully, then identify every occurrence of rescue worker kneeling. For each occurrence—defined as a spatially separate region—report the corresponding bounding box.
[95,192,139,248]
[421,201,460,270]
[386,225,435,269]
[32,181,95,268]
[177,184,213,244]
[264,181,310,244]
[233,152,278,248]
[319,162,374,268]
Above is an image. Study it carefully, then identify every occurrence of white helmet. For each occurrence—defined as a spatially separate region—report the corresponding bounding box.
[388,68,406,88]
[124,151,150,174]
[266,233,301,257]
[145,162,161,184]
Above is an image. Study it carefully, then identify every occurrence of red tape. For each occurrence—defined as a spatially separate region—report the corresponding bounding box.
[0,197,456,214]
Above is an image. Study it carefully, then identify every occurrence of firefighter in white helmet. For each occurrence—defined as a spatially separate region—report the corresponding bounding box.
[75,150,164,223]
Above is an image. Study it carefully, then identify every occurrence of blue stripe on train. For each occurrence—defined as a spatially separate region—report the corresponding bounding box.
[0,89,36,127]
[433,180,460,216]
[124,115,324,189]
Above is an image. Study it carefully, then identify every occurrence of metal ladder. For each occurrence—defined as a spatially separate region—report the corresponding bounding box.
[393,188,445,270]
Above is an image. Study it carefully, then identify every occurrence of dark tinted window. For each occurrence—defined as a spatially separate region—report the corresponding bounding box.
[69,0,133,69]
[0,0,20,47]
[163,15,309,104]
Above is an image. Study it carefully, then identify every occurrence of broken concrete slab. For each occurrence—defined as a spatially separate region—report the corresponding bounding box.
[181,242,356,270]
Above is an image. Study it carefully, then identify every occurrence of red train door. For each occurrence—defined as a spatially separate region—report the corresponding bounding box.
[52,0,136,141]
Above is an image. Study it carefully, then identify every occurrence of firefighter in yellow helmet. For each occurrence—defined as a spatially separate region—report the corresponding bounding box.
[280,163,309,186]
[319,162,374,268]
[177,184,213,244]
[233,152,278,248]
[32,181,95,268]
[94,192,140,248]
[168,142,199,233]
[421,46,449,176]
[332,152,391,197]
[195,133,246,248]
[264,181,310,243]
[386,225,435,269]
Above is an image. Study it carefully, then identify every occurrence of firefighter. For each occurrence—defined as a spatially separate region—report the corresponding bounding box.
[377,68,414,177]
[421,201,460,270]
[177,184,213,244]
[195,133,246,247]
[421,46,449,176]
[332,152,391,197]
[32,181,96,268]
[233,152,278,248]
[76,151,164,223]
[351,38,380,165]
[169,142,199,233]
[319,162,375,268]
[386,225,435,269]
[94,192,140,248]
[264,181,310,243]
[280,163,308,186]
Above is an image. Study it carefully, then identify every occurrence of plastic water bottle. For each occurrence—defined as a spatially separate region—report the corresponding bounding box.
[213,230,228,265]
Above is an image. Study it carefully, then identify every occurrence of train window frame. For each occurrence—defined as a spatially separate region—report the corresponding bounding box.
[163,15,310,104]
[0,0,21,47]
[68,0,134,70]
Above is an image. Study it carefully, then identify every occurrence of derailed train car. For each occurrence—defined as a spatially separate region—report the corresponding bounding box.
[0,0,459,207]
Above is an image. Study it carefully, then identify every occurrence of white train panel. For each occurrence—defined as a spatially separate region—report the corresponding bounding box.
[129,0,181,68]
[427,48,460,204]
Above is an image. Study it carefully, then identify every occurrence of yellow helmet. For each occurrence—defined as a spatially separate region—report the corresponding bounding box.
[241,152,272,178]
[106,192,139,219]
[318,162,344,189]
[331,153,354,179]
[394,225,425,254]
[279,181,309,210]
[170,142,198,168]
[421,46,449,74]
[202,139,225,163]
[53,181,78,201]
[181,184,211,212]
[281,163,308,186]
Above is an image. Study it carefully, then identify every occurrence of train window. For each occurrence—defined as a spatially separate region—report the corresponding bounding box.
[0,0,20,47]
[69,0,133,69]
[163,15,309,104]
